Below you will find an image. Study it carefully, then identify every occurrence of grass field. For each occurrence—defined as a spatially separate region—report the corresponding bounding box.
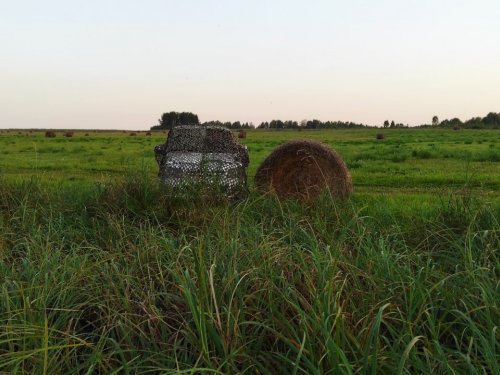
[0,128,499,373]
[1,128,499,193]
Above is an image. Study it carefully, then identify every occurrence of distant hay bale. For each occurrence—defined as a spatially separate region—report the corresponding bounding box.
[129,132,137,136]
[453,125,461,131]
[64,131,74,137]
[238,129,247,139]
[45,131,56,138]
[146,131,152,136]
[85,133,89,136]
[376,133,385,140]
[255,140,353,201]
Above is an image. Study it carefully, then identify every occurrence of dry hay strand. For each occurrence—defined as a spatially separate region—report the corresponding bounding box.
[376,133,385,140]
[255,140,352,201]
[45,131,56,138]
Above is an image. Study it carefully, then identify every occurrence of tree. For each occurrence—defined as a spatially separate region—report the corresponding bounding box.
[151,111,199,130]
[432,115,439,126]
[390,120,395,128]
[383,120,389,128]
[306,119,321,129]
[449,118,463,127]
[179,112,199,125]
[158,111,178,129]
[482,112,500,126]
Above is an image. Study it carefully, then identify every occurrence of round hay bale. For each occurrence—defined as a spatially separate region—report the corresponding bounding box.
[255,140,352,201]
[238,129,247,139]
[64,131,74,137]
[45,131,56,138]
[376,133,385,140]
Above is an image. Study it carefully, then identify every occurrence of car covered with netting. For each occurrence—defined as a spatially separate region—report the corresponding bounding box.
[154,125,249,195]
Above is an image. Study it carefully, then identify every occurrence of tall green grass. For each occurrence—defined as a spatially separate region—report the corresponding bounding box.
[1,175,498,373]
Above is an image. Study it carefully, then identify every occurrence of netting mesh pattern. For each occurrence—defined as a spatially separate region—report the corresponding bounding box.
[155,126,249,193]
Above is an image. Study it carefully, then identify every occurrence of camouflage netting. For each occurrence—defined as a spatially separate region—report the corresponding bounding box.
[155,125,249,194]
[255,140,353,201]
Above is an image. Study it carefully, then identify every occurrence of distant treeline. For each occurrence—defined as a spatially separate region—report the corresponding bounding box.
[256,119,373,129]
[418,112,500,129]
[150,111,374,130]
[206,119,373,129]
[151,111,500,130]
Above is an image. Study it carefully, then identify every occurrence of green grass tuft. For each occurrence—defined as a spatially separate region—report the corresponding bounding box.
[0,173,498,373]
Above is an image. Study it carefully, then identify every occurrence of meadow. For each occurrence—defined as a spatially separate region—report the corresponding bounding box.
[0,128,499,373]
[1,128,499,193]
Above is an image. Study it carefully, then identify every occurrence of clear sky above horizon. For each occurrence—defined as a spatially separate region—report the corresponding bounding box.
[1,0,499,129]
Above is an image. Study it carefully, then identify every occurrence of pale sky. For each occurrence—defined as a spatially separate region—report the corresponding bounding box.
[1,0,499,129]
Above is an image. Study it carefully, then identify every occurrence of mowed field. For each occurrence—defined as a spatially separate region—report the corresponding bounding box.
[1,128,499,193]
[0,128,499,373]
